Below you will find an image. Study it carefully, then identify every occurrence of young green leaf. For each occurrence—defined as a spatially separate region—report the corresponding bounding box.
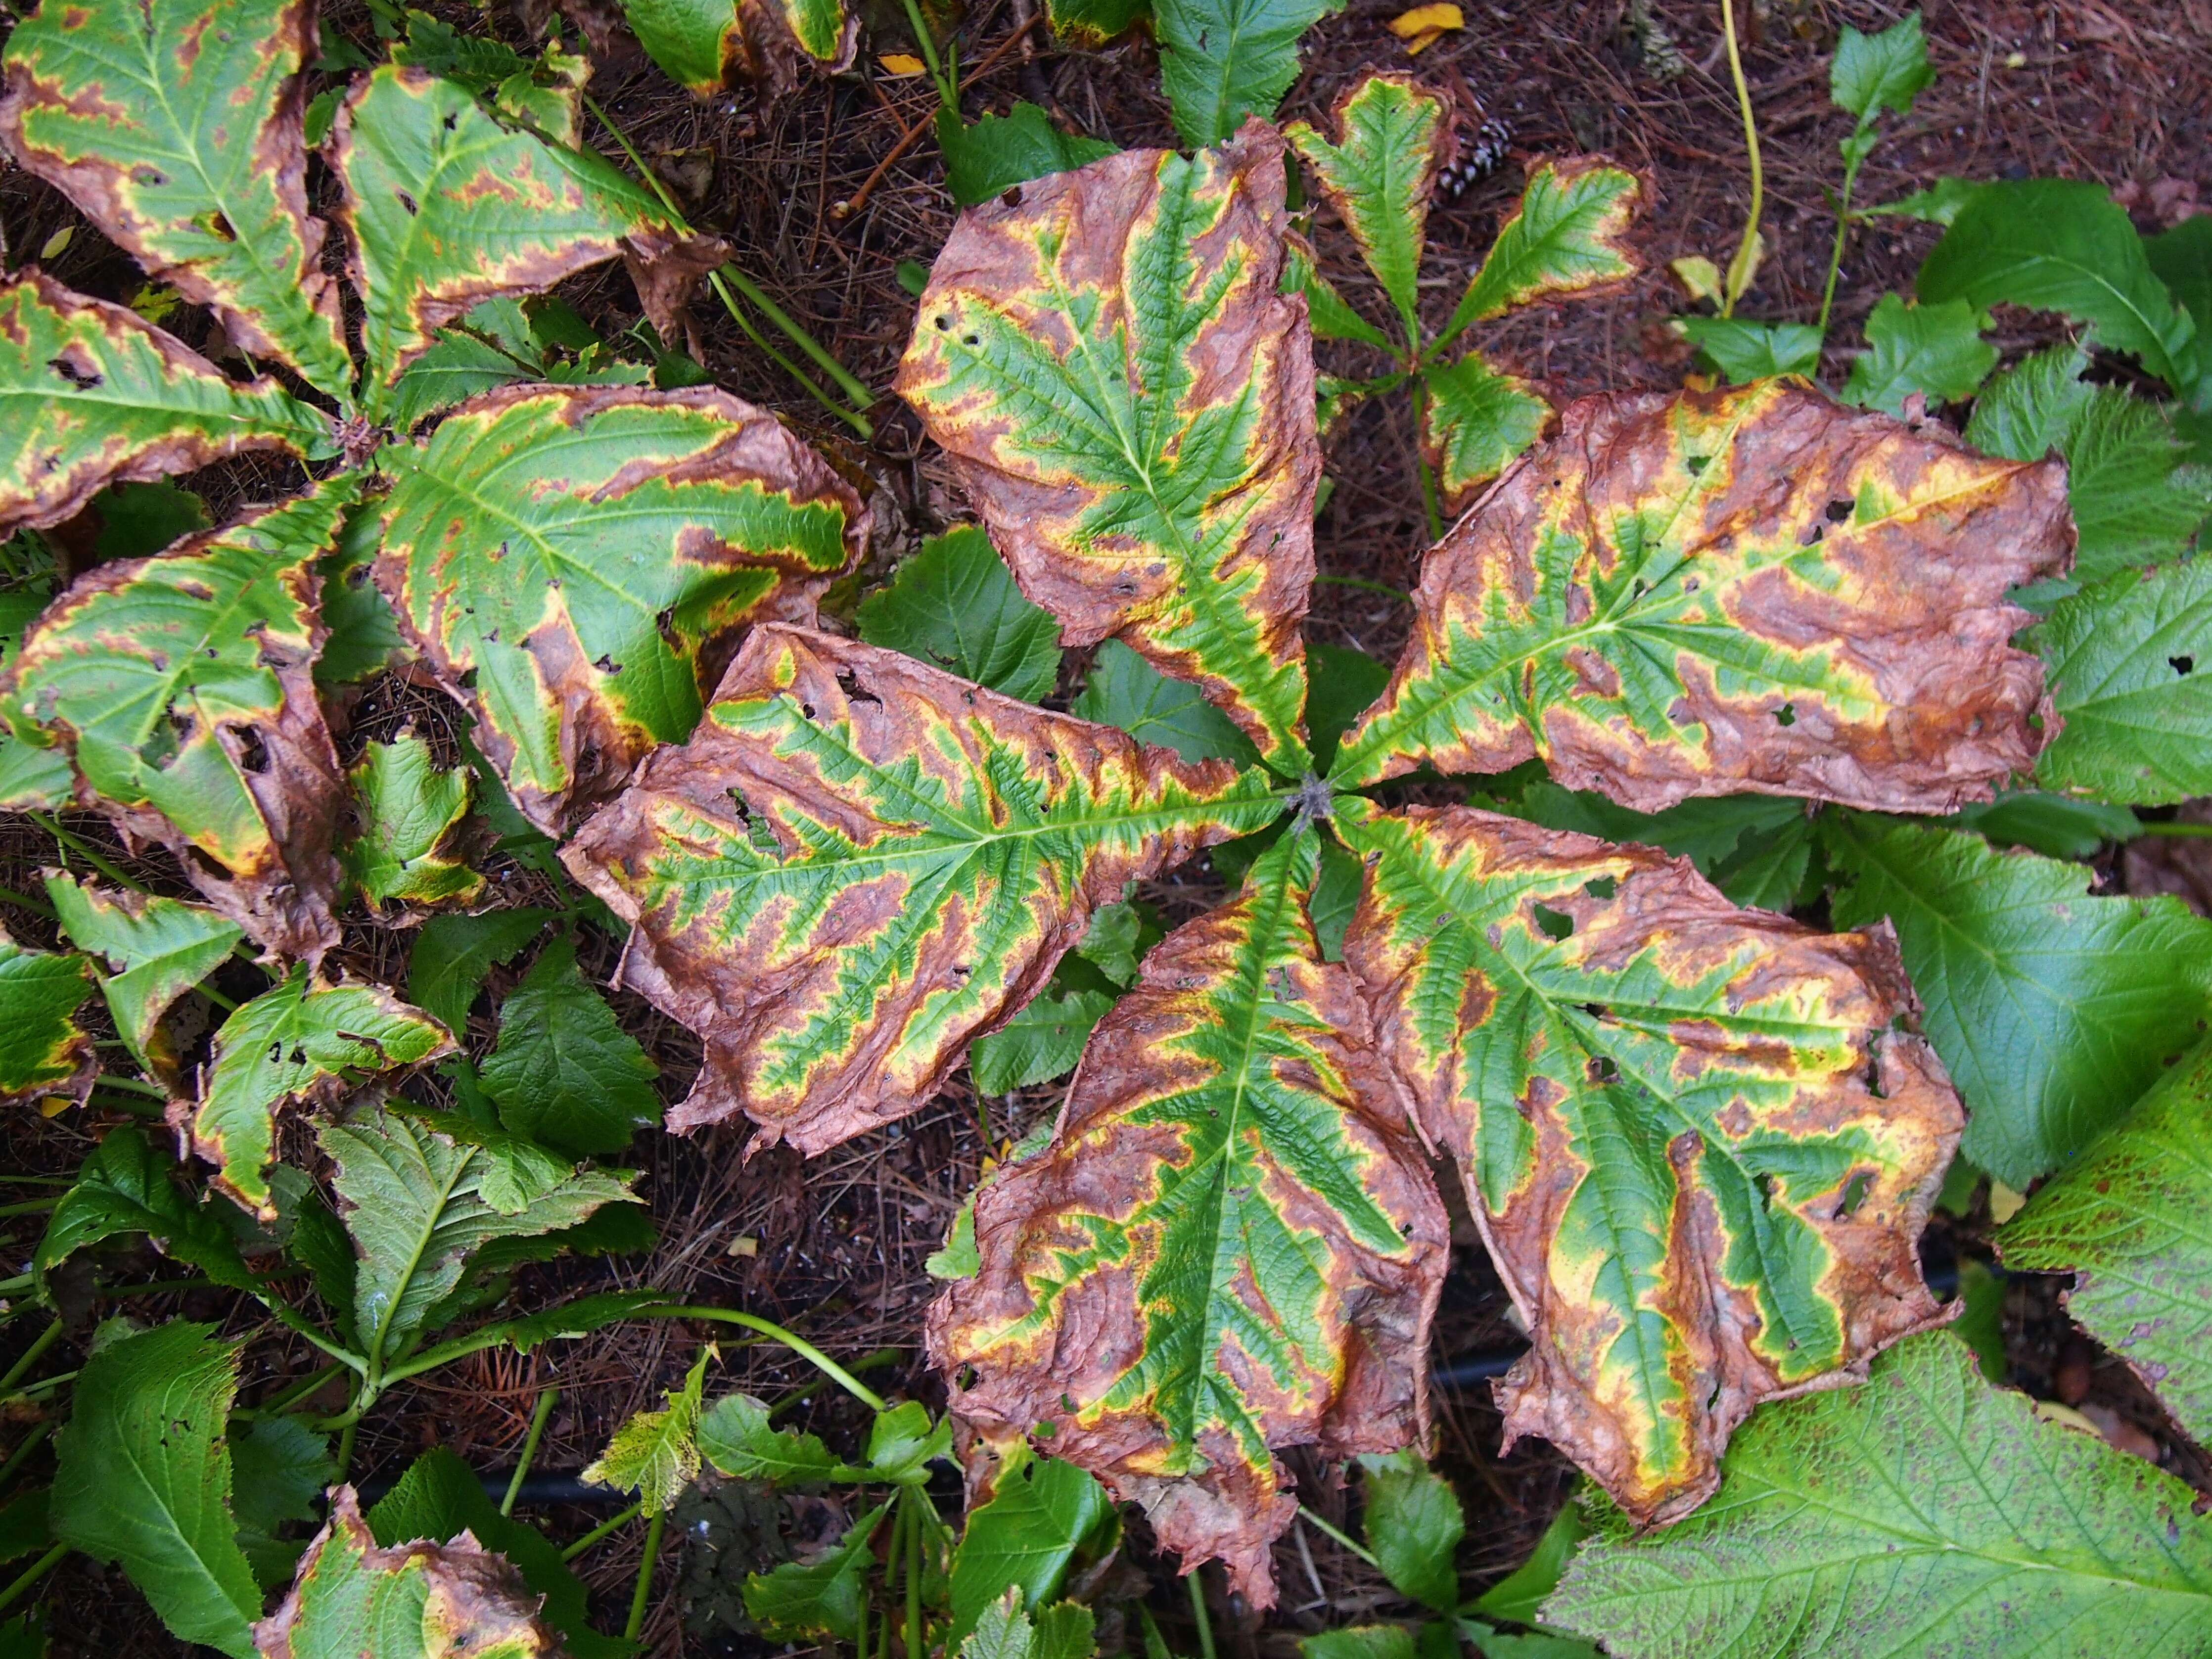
[1544,1333,2212,1659]
[949,1447,1115,1644]
[1071,640,1262,767]
[0,0,355,398]
[50,1321,261,1659]
[1442,157,1644,343]
[2030,561,2212,805]
[315,500,413,690]
[2148,214,2212,352]
[1419,351,1554,515]
[744,1503,889,1641]
[898,129,1321,771]
[46,876,239,1080]
[187,968,455,1219]
[1288,74,1447,344]
[1839,293,1996,415]
[230,1416,332,1588]
[961,1588,1098,1659]
[375,383,866,832]
[255,1486,561,1659]
[1336,801,1959,1526]
[616,0,745,95]
[5,478,359,962]
[0,277,326,535]
[1156,0,1343,149]
[1829,10,1932,160]
[1499,784,1813,912]
[1950,790,2139,860]
[1473,1503,1586,1626]
[938,104,1118,210]
[85,479,212,559]
[1826,815,2212,1187]
[340,735,482,910]
[1334,383,2073,813]
[1359,1451,1464,1614]
[37,1127,257,1293]
[478,933,660,1156]
[698,1391,842,1484]
[1674,317,1824,383]
[406,907,561,1042]
[858,525,1064,702]
[0,929,93,1109]
[584,1346,710,1515]
[1302,1627,1416,1659]
[969,984,1117,1094]
[931,829,1450,1608]
[564,625,1283,1154]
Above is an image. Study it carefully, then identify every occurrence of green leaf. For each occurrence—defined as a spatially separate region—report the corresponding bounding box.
[1418,351,1554,516]
[617,0,739,93]
[0,1489,50,1568]
[969,985,1117,1094]
[230,1415,332,1589]
[1473,1503,1586,1626]
[374,384,865,832]
[1288,74,1445,344]
[1674,317,1823,383]
[2147,214,2212,358]
[1308,833,1363,960]
[1949,1256,2007,1383]
[1042,0,1147,44]
[1156,0,1341,149]
[927,1195,981,1280]
[440,1286,667,1361]
[1336,800,1959,1526]
[2031,562,2212,805]
[1303,1628,1417,1659]
[1334,382,2071,813]
[863,1399,954,1485]
[322,1108,638,1363]
[5,477,358,962]
[949,1447,1115,1644]
[743,1504,889,1641]
[1543,1333,2212,1659]
[478,933,661,1156]
[2000,1033,2212,1443]
[50,1321,260,1658]
[87,480,211,560]
[1825,815,2212,1187]
[938,105,1117,211]
[1359,1451,1463,1614]
[0,0,355,398]
[1499,785,1812,911]
[1840,293,1996,415]
[564,625,1284,1154]
[897,130,1320,771]
[406,908,560,1042]
[186,967,454,1219]
[1829,10,1932,162]
[0,930,93,1107]
[1949,788,2139,858]
[584,1346,709,1515]
[959,1589,1097,1659]
[332,64,720,417]
[1443,158,1644,342]
[1074,900,1150,987]
[315,500,413,690]
[858,525,1064,702]
[37,1127,257,1296]
[1071,640,1261,767]
[934,828,1449,1606]
[340,736,483,910]
[1918,179,2199,392]
[698,1391,840,1484]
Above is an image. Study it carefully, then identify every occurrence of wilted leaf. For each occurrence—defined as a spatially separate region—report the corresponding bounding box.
[585,1347,708,1514]
[0,274,327,536]
[1840,293,1996,415]
[938,104,1118,211]
[5,478,358,961]
[1156,0,1342,149]
[1420,351,1554,516]
[698,1391,840,1484]
[45,873,242,1079]
[332,64,727,417]
[478,932,660,1156]
[1288,74,1446,343]
[187,967,455,1219]
[565,625,1282,1154]
[1543,1333,2212,1659]
[1826,815,2212,1187]
[0,928,94,1109]
[1675,317,1824,384]
[376,383,866,833]
[858,525,1063,702]
[897,128,1321,771]
[254,1486,561,1659]
[960,1589,1097,1659]
[1072,639,1260,767]
[0,0,354,398]
[1336,801,1959,1524]
[51,1321,261,1659]
[1334,383,2074,814]
[931,829,1449,1607]
[949,1448,1115,1644]
[2031,563,2212,805]
[1442,157,1643,343]
[341,735,483,910]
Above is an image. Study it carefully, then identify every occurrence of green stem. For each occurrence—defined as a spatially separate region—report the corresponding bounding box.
[1298,1504,1382,1570]
[0,1542,66,1618]
[903,1488,922,1659]
[2139,821,2212,837]
[1817,151,1864,339]
[896,0,949,95]
[1314,574,1411,602]
[0,1423,52,1495]
[245,1363,347,1419]
[89,1071,164,1099]
[333,1418,358,1486]
[625,1507,667,1643]
[562,1499,643,1562]
[9,1369,75,1401]
[649,1307,889,1410]
[503,1386,559,1516]
[28,815,142,893]
[1718,0,1764,319]
[0,1320,62,1394]
[1188,1567,1217,1659]
[0,886,54,921]
[708,269,876,436]
[0,1198,58,1219]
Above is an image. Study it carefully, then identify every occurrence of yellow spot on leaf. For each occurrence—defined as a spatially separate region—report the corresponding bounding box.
[1988,1180,2027,1224]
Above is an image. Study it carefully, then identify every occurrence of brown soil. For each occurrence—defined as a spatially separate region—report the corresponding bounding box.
[5,0,2211,1654]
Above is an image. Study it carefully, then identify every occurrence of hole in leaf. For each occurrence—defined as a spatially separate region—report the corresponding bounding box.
[235,726,268,774]
[132,165,164,187]
[1684,455,1706,475]
[1586,1054,1618,1083]
[442,110,459,132]
[1532,903,1573,941]
[1775,702,1796,726]
[47,354,101,390]
[1836,1169,1875,1218]
[1583,875,1617,900]
[1755,1173,1777,1212]
[396,190,418,216]
[1000,185,1023,208]
[594,654,618,674]
[1825,498,1854,523]
[2172,655,2195,677]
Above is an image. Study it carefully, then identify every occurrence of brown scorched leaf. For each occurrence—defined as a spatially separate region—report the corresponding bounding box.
[563,624,1285,1154]
[1334,381,2074,812]
[896,124,1320,773]
[929,828,1447,1607]
[1335,799,1960,1523]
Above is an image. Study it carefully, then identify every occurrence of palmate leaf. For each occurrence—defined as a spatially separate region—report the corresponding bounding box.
[1420,351,1554,516]
[1544,1333,2212,1659]
[2031,561,2212,805]
[5,477,358,961]
[331,64,726,419]
[1334,382,2074,813]
[565,625,1282,1154]
[0,275,328,536]
[0,928,94,1108]
[0,0,354,399]
[375,383,866,833]
[1439,156,1644,344]
[1334,801,1959,1525]
[897,127,1322,772]
[340,735,483,909]
[930,829,1449,1608]
[45,873,243,1078]
[1287,73,1443,343]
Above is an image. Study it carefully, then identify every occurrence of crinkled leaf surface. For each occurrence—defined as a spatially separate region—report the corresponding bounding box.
[1840,293,1996,415]
[930,829,1449,1608]
[1287,73,1443,342]
[584,1349,708,1515]
[333,65,725,417]
[858,525,1063,702]
[1334,383,2074,813]
[2031,561,2212,805]
[1442,157,1643,342]
[0,275,327,535]
[5,477,356,960]
[2001,1035,2212,1448]
[565,625,1282,1154]
[0,0,354,398]
[1826,815,2212,1187]
[961,1590,1096,1659]
[231,1415,332,1588]
[897,128,1320,772]
[340,735,482,909]
[949,1448,1115,1644]
[0,927,94,1108]
[1335,801,1959,1524]
[1544,1333,2212,1659]
[254,1487,560,1659]
[970,981,1116,1094]
[478,932,660,1156]
[46,873,242,1078]
[1421,351,1554,517]
[188,967,455,1219]
[51,1321,260,1659]
[376,383,865,832]
[1156,0,1342,149]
